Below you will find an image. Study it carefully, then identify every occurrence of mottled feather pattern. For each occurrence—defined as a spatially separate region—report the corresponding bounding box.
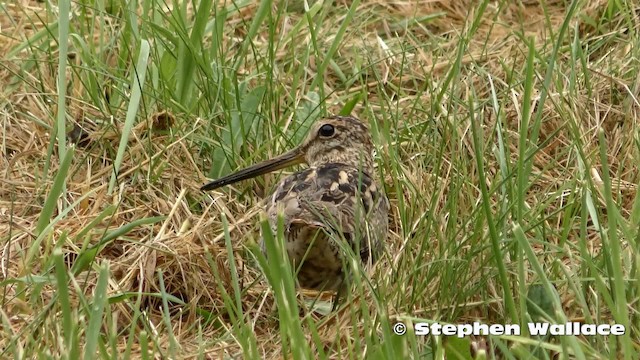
[201,116,389,294]
[266,163,388,290]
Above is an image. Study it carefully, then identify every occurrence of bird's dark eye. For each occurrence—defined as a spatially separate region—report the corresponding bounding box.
[318,124,335,137]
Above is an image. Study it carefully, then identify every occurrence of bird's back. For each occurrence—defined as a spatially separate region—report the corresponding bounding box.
[264,163,389,290]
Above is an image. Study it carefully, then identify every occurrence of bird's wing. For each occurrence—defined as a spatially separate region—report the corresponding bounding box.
[267,163,388,263]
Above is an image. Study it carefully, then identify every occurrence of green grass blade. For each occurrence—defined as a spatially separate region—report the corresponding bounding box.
[108,39,150,194]
[53,247,73,355]
[83,261,110,359]
[71,216,165,275]
[35,145,75,236]
[596,129,633,358]
[55,0,70,162]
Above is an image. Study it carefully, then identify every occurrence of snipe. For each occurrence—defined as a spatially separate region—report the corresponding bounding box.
[201,116,389,303]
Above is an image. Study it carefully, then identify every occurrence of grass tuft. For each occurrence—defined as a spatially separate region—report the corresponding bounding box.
[1,0,639,358]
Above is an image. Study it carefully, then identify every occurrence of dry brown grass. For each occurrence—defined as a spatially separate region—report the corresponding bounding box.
[2,0,639,358]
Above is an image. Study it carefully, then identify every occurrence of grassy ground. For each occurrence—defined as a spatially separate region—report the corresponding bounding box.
[1,0,639,358]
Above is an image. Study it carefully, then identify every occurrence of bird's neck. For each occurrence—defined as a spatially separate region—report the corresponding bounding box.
[309,149,375,175]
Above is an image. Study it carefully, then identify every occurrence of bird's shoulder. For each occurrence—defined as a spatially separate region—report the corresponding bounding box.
[269,163,387,215]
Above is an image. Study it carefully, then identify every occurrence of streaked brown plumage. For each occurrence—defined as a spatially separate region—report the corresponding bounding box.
[201,116,389,296]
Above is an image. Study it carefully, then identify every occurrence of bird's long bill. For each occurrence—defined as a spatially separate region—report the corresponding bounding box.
[200,148,304,191]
